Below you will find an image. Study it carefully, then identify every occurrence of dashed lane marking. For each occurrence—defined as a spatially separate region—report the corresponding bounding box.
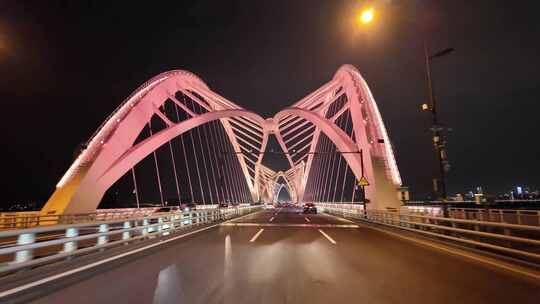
[318,229,337,244]
[249,229,264,242]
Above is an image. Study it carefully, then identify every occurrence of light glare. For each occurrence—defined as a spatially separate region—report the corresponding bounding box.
[359,8,374,24]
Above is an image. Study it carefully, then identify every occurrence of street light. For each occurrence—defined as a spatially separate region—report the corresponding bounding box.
[423,44,454,200]
[357,8,375,25]
[355,7,454,201]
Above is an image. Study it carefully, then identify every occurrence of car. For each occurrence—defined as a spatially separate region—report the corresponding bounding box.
[153,206,181,214]
[180,202,197,212]
[302,203,317,214]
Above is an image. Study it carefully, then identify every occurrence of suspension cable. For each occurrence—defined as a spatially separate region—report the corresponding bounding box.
[202,122,221,203]
[148,119,164,206]
[336,106,352,203]
[185,95,205,205]
[325,97,344,202]
[131,168,140,208]
[193,102,213,205]
[174,96,195,203]
[218,123,241,203]
[212,121,232,203]
[163,103,182,205]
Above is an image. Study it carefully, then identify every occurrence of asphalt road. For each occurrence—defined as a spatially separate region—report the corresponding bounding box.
[8,207,540,304]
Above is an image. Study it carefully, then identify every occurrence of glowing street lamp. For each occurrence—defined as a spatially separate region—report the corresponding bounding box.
[357,8,375,25]
[354,5,454,201]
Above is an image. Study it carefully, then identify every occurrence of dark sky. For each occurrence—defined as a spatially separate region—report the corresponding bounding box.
[1,0,539,204]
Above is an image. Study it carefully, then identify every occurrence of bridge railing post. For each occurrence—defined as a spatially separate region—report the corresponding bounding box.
[201,211,207,224]
[63,227,78,253]
[157,218,163,234]
[97,224,108,246]
[122,221,131,241]
[146,218,154,233]
[14,232,35,263]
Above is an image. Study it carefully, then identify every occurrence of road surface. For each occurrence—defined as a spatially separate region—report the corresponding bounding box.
[5,207,539,303]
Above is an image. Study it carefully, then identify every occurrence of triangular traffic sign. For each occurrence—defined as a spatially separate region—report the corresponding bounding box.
[358,176,370,186]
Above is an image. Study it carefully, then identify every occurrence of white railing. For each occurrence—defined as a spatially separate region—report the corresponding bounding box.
[315,203,540,262]
[447,208,540,226]
[0,206,260,275]
[401,206,540,226]
[0,204,238,230]
[402,202,540,226]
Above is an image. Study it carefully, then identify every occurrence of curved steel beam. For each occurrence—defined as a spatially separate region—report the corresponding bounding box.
[42,70,266,215]
[99,109,266,188]
[42,64,401,215]
[274,108,366,188]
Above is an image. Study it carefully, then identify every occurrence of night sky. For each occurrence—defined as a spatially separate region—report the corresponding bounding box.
[1,0,539,205]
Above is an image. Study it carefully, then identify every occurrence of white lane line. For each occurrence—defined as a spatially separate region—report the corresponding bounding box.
[318,229,337,244]
[249,229,264,242]
[269,217,275,222]
[304,217,310,223]
[0,211,258,299]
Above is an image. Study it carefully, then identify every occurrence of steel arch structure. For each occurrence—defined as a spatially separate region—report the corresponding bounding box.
[274,183,289,203]
[41,65,402,215]
[272,65,402,210]
[42,70,271,215]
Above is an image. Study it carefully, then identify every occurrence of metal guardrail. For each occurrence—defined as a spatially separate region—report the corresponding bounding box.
[401,206,540,226]
[315,203,540,262]
[0,206,260,275]
[0,205,229,230]
[447,208,540,226]
[0,209,159,230]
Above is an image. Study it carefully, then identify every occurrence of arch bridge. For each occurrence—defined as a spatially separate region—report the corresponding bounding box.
[41,65,402,215]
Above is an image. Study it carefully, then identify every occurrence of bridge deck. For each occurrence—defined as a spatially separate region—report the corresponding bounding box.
[5,208,539,304]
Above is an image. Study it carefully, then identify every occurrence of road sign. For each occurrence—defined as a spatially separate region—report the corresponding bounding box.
[357,176,370,187]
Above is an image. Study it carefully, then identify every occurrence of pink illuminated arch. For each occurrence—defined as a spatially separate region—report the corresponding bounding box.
[42,70,269,215]
[42,65,402,215]
[273,65,402,210]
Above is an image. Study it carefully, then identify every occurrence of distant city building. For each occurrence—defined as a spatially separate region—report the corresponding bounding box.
[476,186,483,194]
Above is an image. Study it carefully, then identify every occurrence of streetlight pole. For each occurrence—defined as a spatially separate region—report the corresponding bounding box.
[423,42,453,201]
[355,6,453,201]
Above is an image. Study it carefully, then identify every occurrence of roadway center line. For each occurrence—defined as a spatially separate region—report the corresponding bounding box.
[0,211,259,299]
[269,217,275,222]
[249,229,264,242]
[304,217,310,223]
[318,229,337,244]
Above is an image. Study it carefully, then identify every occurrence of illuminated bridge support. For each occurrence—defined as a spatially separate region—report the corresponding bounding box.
[42,71,270,215]
[273,65,402,210]
[42,64,402,215]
